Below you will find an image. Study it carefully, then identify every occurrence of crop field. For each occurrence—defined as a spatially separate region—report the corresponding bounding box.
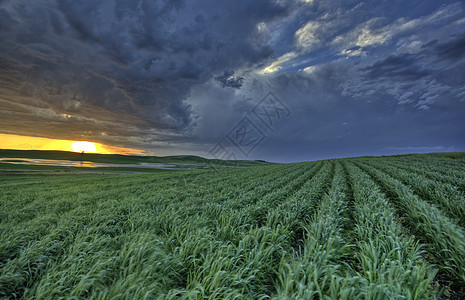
[1,153,464,299]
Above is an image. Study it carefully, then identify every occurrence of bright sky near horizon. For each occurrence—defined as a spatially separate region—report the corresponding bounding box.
[0,134,145,155]
[0,0,464,162]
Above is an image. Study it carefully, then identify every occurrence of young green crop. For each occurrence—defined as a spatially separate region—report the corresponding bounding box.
[1,153,464,298]
[355,161,465,286]
[370,157,465,192]
[345,162,437,298]
[360,159,465,225]
[275,162,362,299]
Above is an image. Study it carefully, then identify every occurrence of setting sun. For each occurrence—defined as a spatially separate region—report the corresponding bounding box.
[0,134,145,155]
[71,141,97,153]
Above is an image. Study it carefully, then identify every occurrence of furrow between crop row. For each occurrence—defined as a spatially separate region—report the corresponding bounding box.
[165,163,329,298]
[354,161,465,289]
[372,158,465,191]
[359,159,465,227]
[0,164,311,297]
[343,162,437,298]
[274,161,360,299]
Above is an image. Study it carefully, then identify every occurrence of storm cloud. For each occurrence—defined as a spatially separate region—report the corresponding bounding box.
[0,0,464,160]
[0,0,286,149]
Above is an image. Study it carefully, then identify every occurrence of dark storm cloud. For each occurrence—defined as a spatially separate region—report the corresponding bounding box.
[361,54,430,81]
[433,31,465,61]
[340,31,465,110]
[237,1,465,161]
[215,70,244,89]
[245,66,465,162]
[0,0,288,150]
[1,0,464,160]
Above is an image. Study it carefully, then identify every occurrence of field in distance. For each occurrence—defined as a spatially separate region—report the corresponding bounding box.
[0,149,270,174]
[0,152,464,299]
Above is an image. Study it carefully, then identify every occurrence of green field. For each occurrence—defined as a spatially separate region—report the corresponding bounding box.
[1,153,465,299]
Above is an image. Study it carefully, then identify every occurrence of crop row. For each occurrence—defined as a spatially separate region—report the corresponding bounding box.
[1,154,464,298]
[170,161,334,298]
[0,162,329,298]
[275,161,358,299]
[354,161,465,286]
[371,157,465,191]
[359,159,465,226]
[0,164,298,297]
[344,162,436,298]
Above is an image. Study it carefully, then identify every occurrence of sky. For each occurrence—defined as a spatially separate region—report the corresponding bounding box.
[0,0,464,162]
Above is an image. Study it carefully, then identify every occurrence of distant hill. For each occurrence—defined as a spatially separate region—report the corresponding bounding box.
[389,152,465,160]
[0,149,272,167]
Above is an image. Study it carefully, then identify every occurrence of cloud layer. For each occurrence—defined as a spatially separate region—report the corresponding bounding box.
[0,0,464,160]
[0,0,286,151]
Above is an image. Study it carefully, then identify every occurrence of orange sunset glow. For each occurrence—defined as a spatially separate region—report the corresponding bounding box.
[0,133,145,155]
[71,141,97,153]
